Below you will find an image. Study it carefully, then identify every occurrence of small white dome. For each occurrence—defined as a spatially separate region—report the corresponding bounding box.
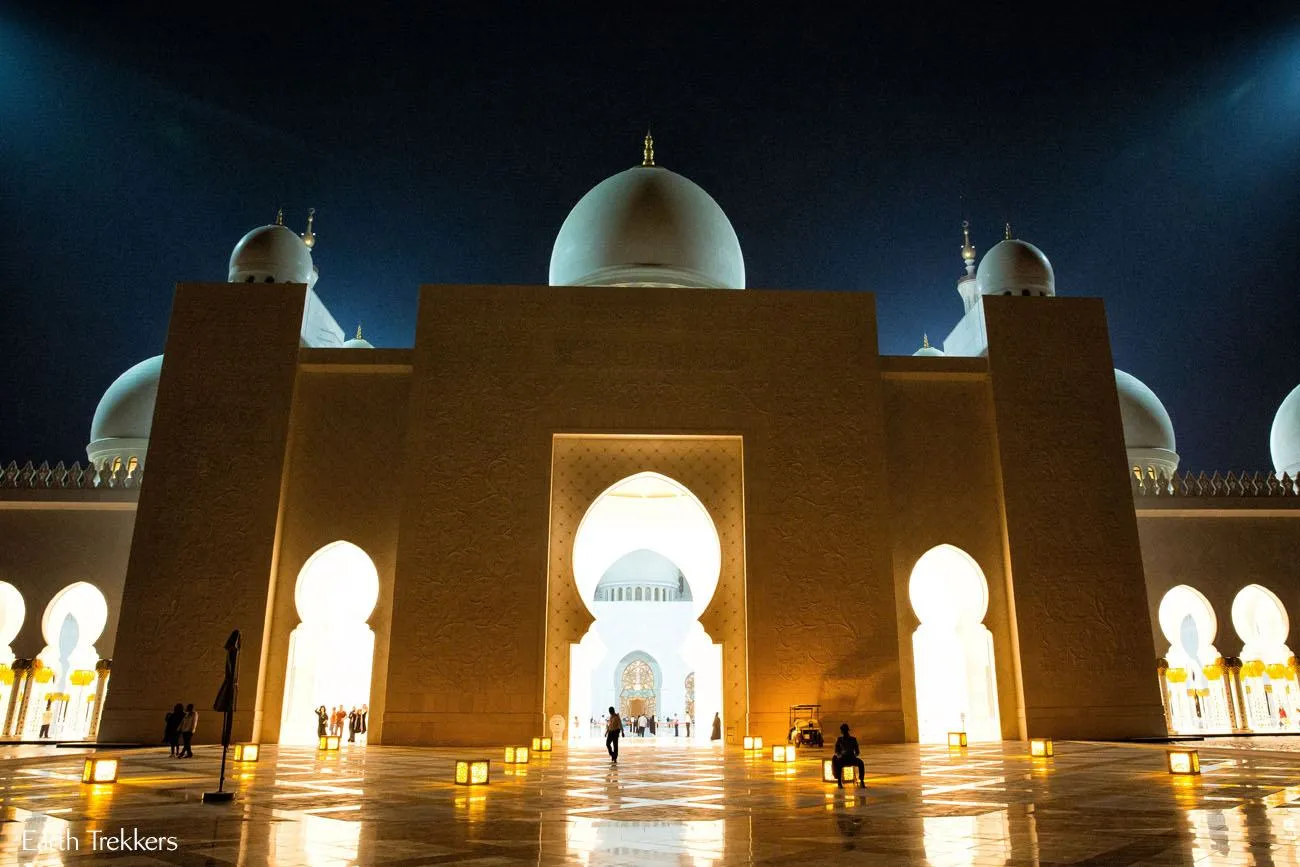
[228,224,314,285]
[87,355,163,468]
[342,337,374,349]
[912,336,944,357]
[550,165,744,289]
[1270,384,1300,478]
[976,239,1055,297]
[1116,369,1179,476]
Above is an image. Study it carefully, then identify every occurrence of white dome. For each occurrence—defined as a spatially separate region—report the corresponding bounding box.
[912,336,944,357]
[976,239,1055,297]
[228,224,315,285]
[1270,384,1300,478]
[1116,369,1179,476]
[87,355,162,468]
[342,337,374,349]
[549,165,745,289]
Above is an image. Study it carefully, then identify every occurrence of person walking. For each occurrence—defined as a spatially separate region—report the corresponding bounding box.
[39,704,53,739]
[164,703,184,757]
[605,706,622,763]
[832,723,866,789]
[710,712,722,741]
[179,703,198,758]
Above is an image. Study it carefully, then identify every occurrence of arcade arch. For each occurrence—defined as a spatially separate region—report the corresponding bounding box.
[31,582,108,740]
[569,472,723,743]
[1232,584,1299,730]
[278,541,379,745]
[908,545,1000,743]
[1157,585,1233,734]
[0,583,25,734]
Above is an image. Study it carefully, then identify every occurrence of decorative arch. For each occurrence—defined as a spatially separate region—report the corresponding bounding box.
[1231,584,1299,730]
[30,582,108,740]
[615,651,662,722]
[1157,585,1232,734]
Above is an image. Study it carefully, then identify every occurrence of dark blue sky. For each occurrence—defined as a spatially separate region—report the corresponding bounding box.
[2,4,1298,470]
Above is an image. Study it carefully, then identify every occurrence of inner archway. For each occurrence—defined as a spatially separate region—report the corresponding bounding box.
[908,545,1000,743]
[0,582,25,735]
[33,582,107,740]
[1158,585,1232,734]
[569,472,723,744]
[279,541,379,745]
[1232,584,1298,731]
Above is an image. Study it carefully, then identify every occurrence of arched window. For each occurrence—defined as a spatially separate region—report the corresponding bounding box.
[635,587,643,601]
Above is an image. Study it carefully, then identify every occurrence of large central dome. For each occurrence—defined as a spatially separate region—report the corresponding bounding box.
[549,154,745,289]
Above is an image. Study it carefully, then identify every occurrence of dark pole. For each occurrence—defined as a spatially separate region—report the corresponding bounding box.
[204,629,241,804]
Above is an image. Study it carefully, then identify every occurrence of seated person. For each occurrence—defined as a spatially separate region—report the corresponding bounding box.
[831,723,866,789]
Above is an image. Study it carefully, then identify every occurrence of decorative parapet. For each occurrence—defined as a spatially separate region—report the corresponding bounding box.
[0,460,143,490]
[1132,469,1296,498]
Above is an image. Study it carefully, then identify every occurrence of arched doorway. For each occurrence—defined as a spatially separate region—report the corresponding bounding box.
[1158,585,1232,734]
[1232,584,1299,731]
[0,582,25,732]
[569,472,724,743]
[908,545,1000,743]
[33,582,108,740]
[279,541,379,745]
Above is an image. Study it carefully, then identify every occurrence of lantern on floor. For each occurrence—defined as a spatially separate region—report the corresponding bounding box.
[233,744,260,762]
[531,737,552,752]
[504,746,530,764]
[318,735,341,751]
[948,731,968,748]
[772,745,796,762]
[743,736,763,751]
[1029,738,1054,758]
[82,757,118,784]
[1167,749,1200,776]
[455,759,490,785]
[821,759,857,784]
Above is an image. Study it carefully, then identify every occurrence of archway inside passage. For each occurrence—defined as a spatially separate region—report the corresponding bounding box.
[1158,584,1232,735]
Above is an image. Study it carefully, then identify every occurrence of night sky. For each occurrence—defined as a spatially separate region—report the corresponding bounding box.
[2,4,1298,470]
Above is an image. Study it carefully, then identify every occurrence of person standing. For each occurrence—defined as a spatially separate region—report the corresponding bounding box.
[638,714,648,737]
[832,723,866,789]
[649,714,657,736]
[710,712,722,741]
[315,705,329,740]
[179,703,198,758]
[605,706,622,763]
[347,707,358,743]
[686,715,692,737]
[164,703,184,757]
[674,715,680,737]
[39,704,53,739]
[357,704,368,742]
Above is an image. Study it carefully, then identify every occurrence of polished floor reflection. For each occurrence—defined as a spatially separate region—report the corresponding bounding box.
[0,736,1298,864]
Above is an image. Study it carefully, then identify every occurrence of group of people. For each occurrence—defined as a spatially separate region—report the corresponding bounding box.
[162,703,199,758]
[602,709,725,761]
[591,713,708,738]
[316,704,368,742]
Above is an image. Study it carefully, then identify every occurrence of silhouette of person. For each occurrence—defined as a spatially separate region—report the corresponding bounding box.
[832,723,866,788]
[605,705,622,763]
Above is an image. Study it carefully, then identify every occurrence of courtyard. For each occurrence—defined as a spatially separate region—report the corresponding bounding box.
[0,737,1296,864]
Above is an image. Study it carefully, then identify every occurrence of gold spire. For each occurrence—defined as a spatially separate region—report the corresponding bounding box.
[642,129,655,167]
[960,220,976,263]
[355,322,363,340]
[275,208,285,226]
[1004,222,1012,240]
[922,333,931,349]
[302,207,317,249]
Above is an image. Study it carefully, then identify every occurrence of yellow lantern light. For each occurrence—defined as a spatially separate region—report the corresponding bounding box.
[1267,664,1289,680]
[503,746,530,764]
[1167,749,1201,776]
[1029,738,1054,758]
[233,744,260,762]
[69,670,96,687]
[82,757,118,784]
[318,735,341,751]
[0,667,11,686]
[455,759,490,785]
[530,737,552,752]
[948,731,968,748]
[743,736,763,751]
[772,745,796,762]
[821,759,857,783]
[33,667,54,684]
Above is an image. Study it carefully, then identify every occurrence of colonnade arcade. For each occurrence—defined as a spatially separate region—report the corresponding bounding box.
[0,580,111,741]
[1157,583,1300,735]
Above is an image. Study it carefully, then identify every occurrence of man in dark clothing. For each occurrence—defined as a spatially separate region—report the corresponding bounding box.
[832,723,866,789]
[605,706,622,763]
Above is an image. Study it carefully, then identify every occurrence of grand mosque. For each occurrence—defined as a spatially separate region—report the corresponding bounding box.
[2,136,1299,748]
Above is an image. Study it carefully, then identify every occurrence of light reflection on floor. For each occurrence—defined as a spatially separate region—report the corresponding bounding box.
[0,737,1297,863]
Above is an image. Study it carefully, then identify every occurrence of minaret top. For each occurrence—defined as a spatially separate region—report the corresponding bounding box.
[642,130,655,167]
[274,207,285,227]
[302,208,317,249]
[1004,222,1012,241]
[961,220,977,275]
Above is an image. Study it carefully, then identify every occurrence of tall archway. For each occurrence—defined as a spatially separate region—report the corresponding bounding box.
[32,582,108,740]
[1158,585,1232,734]
[1232,584,1299,730]
[279,541,379,745]
[569,472,724,743]
[615,651,662,723]
[908,545,1000,743]
[0,582,25,732]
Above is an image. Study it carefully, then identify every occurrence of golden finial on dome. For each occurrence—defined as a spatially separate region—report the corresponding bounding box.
[302,207,317,249]
[922,333,931,349]
[1004,222,1012,240]
[355,322,363,340]
[642,129,655,167]
[961,220,976,264]
[275,208,285,226]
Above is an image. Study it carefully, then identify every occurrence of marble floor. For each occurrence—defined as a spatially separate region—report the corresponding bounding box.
[0,736,1297,865]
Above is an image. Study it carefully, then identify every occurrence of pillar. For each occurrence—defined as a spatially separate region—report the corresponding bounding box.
[88,660,111,741]
[2,660,29,738]
[1155,658,1173,734]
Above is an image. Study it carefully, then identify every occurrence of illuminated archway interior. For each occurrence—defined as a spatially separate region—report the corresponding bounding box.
[908,544,1000,743]
[1158,584,1232,734]
[279,541,379,745]
[569,472,723,743]
[1232,583,1298,730]
[33,582,108,739]
[0,582,25,736]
